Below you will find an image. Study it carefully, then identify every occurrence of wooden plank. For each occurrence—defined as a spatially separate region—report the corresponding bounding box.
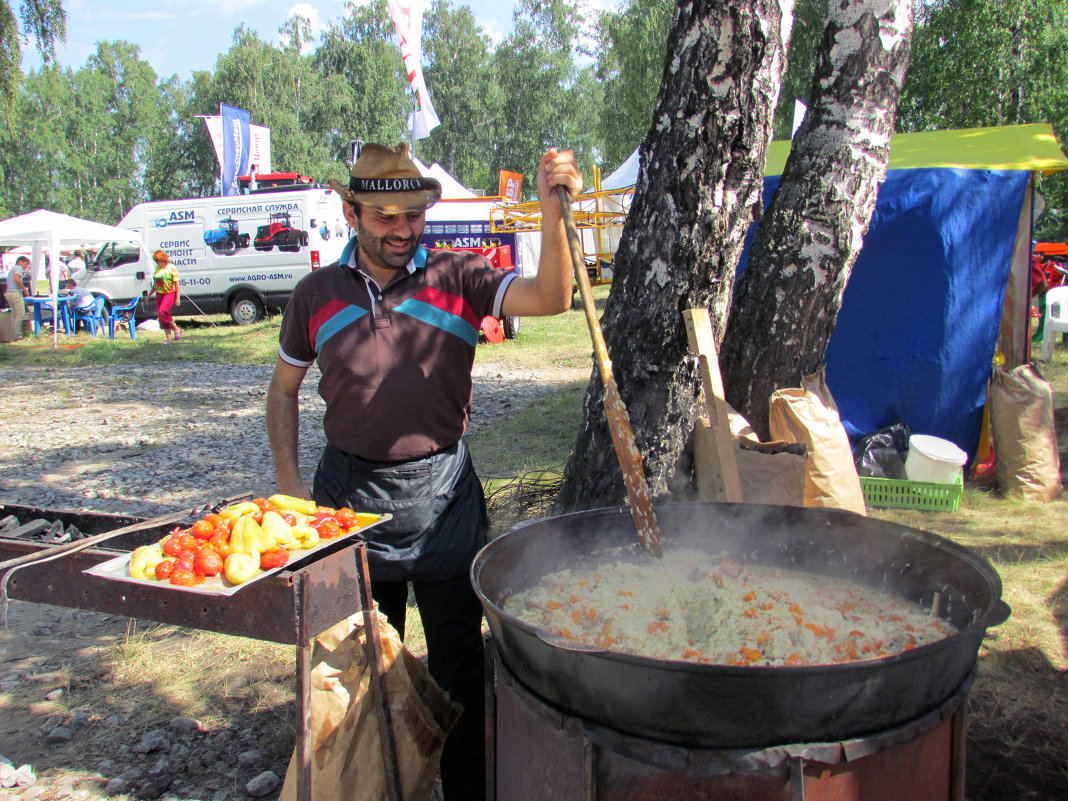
[684,309,744,503]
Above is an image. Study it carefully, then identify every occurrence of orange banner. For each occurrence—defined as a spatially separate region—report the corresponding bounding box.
[499,171,523,201]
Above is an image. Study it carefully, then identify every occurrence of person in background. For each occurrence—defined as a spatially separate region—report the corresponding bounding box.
[62,278,95,311]
[151,249,183,343]
[4,255,31,338]
[1032,252,1050,343]
[266,143,582,801]
[67,250,86,277]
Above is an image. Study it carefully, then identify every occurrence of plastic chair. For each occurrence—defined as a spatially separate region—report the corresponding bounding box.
[1040,285,1068,361]
[73,296,106,336]
[108,297,139,340]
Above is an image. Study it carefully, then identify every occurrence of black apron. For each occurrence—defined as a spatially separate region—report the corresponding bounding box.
[312,438,488,582]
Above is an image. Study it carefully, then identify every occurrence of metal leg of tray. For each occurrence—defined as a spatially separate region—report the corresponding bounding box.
[295,569,314,801]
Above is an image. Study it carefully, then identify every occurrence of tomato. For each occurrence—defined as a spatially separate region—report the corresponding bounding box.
[175,532,198,553]
[259,548,290,570]
[190,519,215,540]
[170,568,197,587]
[154,559,175,581]
[194,549,224,577]
[174,549,196,573]
[280,512,297,526]
[205,513,227,528]
[253,497,272,511]
[162,535,183,557]
[335,508,358,529]
[317,519,342,539]
[252,510,264,525]
[209,532,233,558]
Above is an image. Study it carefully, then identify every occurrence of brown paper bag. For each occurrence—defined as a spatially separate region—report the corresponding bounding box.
[990,363,1063,501]
[768,368,867,515]
[279,608,462,801]
[736,436,808,507]
[695,414,807,506]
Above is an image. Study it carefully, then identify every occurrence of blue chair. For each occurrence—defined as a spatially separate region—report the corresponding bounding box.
[108,297,140,340]
[73,296,106,336]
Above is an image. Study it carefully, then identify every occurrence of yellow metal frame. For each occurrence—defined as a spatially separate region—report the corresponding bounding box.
[488,166,634,281]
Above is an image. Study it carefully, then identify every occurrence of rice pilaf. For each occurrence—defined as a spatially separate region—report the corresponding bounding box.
[504,548,956,667]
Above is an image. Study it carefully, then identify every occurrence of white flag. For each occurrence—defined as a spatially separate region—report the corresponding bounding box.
[386,0,440,139]
[204,118,273,175]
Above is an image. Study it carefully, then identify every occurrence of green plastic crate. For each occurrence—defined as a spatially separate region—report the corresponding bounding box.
[859,472,964,512]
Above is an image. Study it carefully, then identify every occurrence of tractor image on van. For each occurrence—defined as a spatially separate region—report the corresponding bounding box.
[254,211,309,253]
[203,217,251,255]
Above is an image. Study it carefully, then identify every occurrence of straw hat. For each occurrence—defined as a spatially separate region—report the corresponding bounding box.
[327,143,442,213]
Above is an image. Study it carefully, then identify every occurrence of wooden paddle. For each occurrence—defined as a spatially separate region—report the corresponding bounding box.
[557,185,663,558]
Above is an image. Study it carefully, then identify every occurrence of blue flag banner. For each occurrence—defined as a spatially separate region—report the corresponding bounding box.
[220,103,251,196]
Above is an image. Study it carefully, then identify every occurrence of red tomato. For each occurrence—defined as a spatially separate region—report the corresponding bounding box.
[194,549,224,577]
[335,508,358,529]
[162,535,183,557]
[190,519,215,540]
[174,549,196,573]
[318,519,342,539]
[259,549,290,570]
[280,512,297,526]
[170,568,197,587]
[252,510,264,525]
[253,498,272,511]
[209,532,232,558]
[204,513,227,528]
[175,533,198,553]
[154,559,175,581]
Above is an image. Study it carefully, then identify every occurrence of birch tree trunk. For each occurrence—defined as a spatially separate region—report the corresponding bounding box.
[556,0,794,511]
[720,0,914,441]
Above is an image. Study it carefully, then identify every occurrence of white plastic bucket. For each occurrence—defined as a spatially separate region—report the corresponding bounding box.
[905,434,967,484]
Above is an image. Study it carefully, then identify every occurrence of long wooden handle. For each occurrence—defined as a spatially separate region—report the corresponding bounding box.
[558,186,662,558]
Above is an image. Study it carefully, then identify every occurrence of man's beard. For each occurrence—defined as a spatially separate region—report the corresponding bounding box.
[356,221,419,270]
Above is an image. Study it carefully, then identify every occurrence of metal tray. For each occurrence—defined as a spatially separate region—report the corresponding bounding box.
[83,513,391,596]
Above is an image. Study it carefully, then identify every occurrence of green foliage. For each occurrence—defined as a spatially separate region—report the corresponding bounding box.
[594,0,672,171]
[418,0,500,192]
[0,0,65,107]
[896,0,1068,241]
[488,0,600,198]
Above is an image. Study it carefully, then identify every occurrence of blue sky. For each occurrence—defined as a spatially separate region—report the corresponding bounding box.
[22,0,529,81]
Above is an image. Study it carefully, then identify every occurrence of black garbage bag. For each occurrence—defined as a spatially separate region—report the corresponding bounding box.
[854,423,912,479]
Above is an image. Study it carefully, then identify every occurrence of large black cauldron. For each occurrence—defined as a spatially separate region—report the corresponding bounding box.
[472,502,1009,748]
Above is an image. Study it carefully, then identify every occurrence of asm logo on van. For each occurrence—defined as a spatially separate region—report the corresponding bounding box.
[154,210,197,228]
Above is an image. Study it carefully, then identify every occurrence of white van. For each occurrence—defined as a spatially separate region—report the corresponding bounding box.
[75,186,349,324]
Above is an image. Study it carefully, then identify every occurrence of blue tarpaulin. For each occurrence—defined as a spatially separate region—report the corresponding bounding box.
[754,168,1029,458]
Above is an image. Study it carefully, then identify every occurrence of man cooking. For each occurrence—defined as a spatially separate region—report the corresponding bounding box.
[266,143,582,801]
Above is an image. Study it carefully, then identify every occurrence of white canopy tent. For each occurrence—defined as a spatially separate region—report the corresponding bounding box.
[0,209,148,346]
[412,156,478,199]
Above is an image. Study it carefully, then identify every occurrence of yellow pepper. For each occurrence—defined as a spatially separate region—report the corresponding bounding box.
[230,516,274,555]
[261,511,299,549]
[129,544,166,580]
[268,494,319,516]
[292,524,319,549]
[219,501,260,520]
[224,551,261,584]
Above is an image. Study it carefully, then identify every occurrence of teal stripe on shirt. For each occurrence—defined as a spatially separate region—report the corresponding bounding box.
[395,298,479,347]
[315,306,368,352]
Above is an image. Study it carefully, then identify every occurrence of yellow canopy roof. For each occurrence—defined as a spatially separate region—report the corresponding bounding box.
[764,123,1068,176]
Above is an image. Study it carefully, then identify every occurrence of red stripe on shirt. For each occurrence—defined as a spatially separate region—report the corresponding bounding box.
[309,298,351,350]
[412,286,480,328]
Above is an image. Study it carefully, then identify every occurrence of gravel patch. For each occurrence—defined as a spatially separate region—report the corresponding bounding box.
[0,361,586,515]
